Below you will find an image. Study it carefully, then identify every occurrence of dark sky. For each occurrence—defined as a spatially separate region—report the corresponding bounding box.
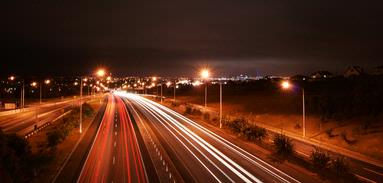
[1,0,382,77]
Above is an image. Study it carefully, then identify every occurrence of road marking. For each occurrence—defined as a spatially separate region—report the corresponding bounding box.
[115,124,117,128]
[114,141,116,147]
[113,156,115,165]
[115,132,117,136]
[363,167,383,176]
[354,174,376,183]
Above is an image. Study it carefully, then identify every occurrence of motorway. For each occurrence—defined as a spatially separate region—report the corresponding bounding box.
[78,94,148,183]
[0,96,94,135]
[118,92,311,183]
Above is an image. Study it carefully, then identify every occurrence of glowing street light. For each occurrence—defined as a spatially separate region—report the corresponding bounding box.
[152,77,157,82]
[166,81,171,87]
[280,81,306,138]
[200,69,210,79]
[200,68,210,108]
[44,79,51,84]
[281,81,291,89]
[31,82,37,87]
[96,69,106,77]
[9,76,25,109]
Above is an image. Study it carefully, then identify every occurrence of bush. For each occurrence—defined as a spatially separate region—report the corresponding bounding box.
[82,103,94,117]
[311,148,331,169]
[184,105,193,115]
[330,157,349,176]
[273,134,294,157]
[242,126,267,141]
[46,130,63,148]
[192,108,203,116]
[203,112,210,120]
[227,117,247,133]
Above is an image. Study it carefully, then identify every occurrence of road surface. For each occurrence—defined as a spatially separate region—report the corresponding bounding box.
[119,92,310,183]
[0,96,94,135]
[78,94,147,183]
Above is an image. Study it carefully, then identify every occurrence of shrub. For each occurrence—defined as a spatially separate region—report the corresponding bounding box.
[330,157,349,176]
[273,134,294,157]
[242,125,267,141]
[227,117,247,133]
[82,103,94,117]
[184,106,193,115]
[203,112,210,120]
[46,131,63,148]
[311,148,331,169]
[325,128,338,138]
[341,132,357,145]
[192,108,202,116]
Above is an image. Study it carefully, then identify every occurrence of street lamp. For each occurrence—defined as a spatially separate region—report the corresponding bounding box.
[281,81,306,138]
[96,69,106,77]
[8,76,25,110]
[200,69,210,108]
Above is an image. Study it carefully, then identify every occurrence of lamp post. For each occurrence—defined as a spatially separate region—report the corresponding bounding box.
[160,82,163,103]
[173,80,177,101]
[8,76,25,110]
[219,81,223,128]
[281,81,306,138]
[200,69,210,108]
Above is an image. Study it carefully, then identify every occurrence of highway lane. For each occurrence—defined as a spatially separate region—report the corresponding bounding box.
[0,96,94,135]
[119,92,307,183]
[78,94,147,183]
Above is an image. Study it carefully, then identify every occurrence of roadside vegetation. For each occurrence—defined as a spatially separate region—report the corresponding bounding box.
[46,103,94,149]
[174,99,359,182]
[0,102,96,183]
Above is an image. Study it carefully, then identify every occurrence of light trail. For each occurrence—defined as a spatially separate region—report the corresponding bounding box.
[116,92,299,183]
[120,92,300,183]
[132,98,259,183]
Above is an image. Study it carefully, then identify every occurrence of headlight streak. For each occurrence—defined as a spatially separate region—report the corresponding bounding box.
[145,99,300,183]
[132,98,228,183]
[133,99,259,183]
[115,91,301,183]
[116,92,261,183]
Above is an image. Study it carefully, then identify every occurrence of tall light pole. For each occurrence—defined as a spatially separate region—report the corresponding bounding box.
[219,82,223,128]
[160,82,163,103]
[81,68,107,134]
[79,77,84,134]
[8,76,25,110]
[200,69,210,108]
[281,81,306,138]
[173,80,177,101]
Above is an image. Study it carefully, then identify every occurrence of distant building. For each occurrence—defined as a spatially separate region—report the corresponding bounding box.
[344,66,364,77]
[310,71,333,79]
[371,66,383,75]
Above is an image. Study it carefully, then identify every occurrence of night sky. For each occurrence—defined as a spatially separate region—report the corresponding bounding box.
[1,0,382,77]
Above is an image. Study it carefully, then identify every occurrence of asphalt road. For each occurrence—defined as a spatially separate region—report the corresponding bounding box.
[77,95,148,183]
[0,97,92,135]
[119,92,310,183]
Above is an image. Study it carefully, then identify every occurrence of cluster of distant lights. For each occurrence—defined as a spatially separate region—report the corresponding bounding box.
[6,68,111,93]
